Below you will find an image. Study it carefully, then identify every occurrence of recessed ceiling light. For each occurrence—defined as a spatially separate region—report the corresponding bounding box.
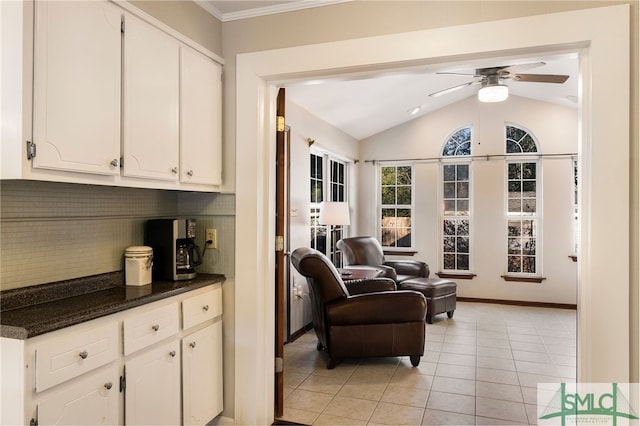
[408,106,421,115]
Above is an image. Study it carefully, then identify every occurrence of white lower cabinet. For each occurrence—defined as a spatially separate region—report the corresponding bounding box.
[182,322,223,425]
[38,365,120,425]
[125,340,181,425]
[0,283,223,426]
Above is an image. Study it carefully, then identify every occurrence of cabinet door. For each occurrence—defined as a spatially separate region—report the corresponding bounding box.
[125,340,181,425]
[32,1,121,175]
[37,365,119,425]
[182,322,223,425]
[123,14,179,181]
[180,47,222,186]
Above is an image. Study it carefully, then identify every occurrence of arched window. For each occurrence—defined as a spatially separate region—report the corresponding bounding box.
[504,124,541,277]
[506,124,538,154]
[442,127,472,156]
[440,126,472,273]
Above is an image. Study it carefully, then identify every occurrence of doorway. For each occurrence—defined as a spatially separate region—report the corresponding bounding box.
[233,7,631,425]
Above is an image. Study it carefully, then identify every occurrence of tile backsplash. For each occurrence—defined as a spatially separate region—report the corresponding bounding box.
[0,180,235,290]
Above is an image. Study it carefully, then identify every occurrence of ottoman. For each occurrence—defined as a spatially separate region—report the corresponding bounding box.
[398,278,457,324]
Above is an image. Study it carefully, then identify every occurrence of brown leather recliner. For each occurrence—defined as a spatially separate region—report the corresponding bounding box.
[291,247,427,369]
[336,236,429,282]
[337,236,457,324]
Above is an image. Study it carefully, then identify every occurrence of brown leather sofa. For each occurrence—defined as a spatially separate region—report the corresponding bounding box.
[337,236,457,324]
[291,247,427,369]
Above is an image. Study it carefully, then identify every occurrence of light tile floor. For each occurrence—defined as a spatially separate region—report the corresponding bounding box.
[278,301,576,425]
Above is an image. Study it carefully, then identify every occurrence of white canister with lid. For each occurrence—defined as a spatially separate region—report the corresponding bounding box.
[124,246,153,286]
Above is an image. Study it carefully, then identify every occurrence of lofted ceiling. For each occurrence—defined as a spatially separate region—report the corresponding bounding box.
[199,1,579,141]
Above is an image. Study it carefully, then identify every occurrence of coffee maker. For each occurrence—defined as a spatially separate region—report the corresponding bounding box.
[145,219,202,280]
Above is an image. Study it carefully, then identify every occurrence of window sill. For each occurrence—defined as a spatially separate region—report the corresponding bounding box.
[436,272,476,280]
[501,275,546,283]
[383,250,417,256]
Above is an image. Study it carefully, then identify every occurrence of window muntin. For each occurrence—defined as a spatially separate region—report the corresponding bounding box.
[330,160,346,202]
[441,126,472,272]
[507,162,537,215]
[328,159,347,265]
[380,165,413,248]
[310,152,349,265]
[507,219,537,273]
[504,124,540,276]
[506,124,538,154]
[309,153,325,252]
[442,127,471,156]
[442,164,471,271]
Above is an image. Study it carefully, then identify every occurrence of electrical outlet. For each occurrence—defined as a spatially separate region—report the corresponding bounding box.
[205,228,217,249]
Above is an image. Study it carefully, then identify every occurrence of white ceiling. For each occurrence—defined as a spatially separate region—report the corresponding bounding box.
[285,53,579,140]
[200,1,579,141]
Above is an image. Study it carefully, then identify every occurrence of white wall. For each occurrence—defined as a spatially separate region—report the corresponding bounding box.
[286,100,359,335]
[359,95,578,304]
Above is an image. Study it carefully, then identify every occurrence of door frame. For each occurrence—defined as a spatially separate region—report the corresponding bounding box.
[233,6,631,425]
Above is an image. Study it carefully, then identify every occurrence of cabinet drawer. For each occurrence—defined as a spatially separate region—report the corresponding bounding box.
[35,323,118,392]
[123,302,179,355]
[182,286,222,330]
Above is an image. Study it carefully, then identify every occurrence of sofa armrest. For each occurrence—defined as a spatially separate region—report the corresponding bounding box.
[345,278,396,295]
[327,290,426,325]
[384,260,430,278]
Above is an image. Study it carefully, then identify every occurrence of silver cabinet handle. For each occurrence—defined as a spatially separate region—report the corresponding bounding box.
[202,305,209,312]
[171,167,178,174]
[189,342,197,349]
[151,324,160,332]
[110,159,118,167]
[104,382,113,390]
[187,170,194,177]
[169,350,176,357]
[79,350,88,359]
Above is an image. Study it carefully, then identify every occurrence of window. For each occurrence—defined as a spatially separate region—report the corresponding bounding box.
[380,165,413,248]
[309,152,349,264]
[442,164,471,271]
[441,127,472,272]
[442,127,472,156]
[328,159,347,265]
[309,153,325,253]
[505,125,540,276]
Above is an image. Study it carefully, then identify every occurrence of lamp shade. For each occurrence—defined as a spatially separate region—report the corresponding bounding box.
[319,202,351,226]
[478,84,509,103]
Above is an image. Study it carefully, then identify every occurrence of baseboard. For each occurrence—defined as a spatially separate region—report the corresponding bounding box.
[287,323,313,343]
[456,297,577,310]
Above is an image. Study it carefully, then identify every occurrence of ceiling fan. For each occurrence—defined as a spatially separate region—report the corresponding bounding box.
[429,62,570,103]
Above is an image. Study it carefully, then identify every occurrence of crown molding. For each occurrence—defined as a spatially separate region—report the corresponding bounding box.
[197,0,352,23]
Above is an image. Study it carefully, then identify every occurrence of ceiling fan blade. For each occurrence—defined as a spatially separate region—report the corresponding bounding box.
[501,61,546,74]
[512,73,569,83]
[429,80,480,97]
[436,71,480,77]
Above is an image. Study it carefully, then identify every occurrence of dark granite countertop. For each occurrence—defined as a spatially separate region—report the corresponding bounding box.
[0,272,226,340]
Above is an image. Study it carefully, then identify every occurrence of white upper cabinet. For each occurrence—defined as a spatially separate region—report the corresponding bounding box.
[32,1,122,175]
[2,0,223,191]
[180,46,222,186]
[122,14,180,181]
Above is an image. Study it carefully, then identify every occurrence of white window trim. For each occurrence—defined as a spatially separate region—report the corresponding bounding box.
[504,157,543,277]
[378,162,415,251]
[310,149,351,260]
[439,158,474,273]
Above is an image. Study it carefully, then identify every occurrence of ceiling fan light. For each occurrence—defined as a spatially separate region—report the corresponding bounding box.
[478,84,509,103]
